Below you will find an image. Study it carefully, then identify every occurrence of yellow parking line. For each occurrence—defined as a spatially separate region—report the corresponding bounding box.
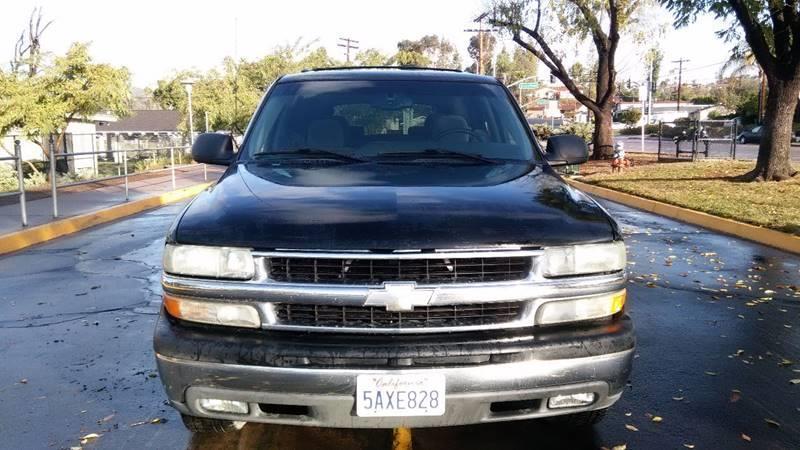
[0,183,211,256]
[392,427,412,450]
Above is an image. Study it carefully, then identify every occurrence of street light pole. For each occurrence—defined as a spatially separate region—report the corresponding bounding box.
[181,80,195,146]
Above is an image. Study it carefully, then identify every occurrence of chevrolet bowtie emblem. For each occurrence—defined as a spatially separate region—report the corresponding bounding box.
[364,282,435,312]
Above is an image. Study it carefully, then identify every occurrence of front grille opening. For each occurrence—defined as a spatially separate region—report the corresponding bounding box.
[268,256,532,285]
[275,302,524,329]
[490,399,541,414]
[258,403,310,416]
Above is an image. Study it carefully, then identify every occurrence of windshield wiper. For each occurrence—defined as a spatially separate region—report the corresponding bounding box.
[251,148,367,163]
[375,149,500,164]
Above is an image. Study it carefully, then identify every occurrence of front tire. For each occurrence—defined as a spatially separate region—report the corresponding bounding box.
[548,408,608,428]
[180,414,246,433]
[739,136,747,144]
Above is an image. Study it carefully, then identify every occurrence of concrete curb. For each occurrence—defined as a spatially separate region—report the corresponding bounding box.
[0,183,211,256]
[567,178,800,255]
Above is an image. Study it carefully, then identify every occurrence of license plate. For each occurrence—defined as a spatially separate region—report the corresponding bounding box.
[356,373,446,417]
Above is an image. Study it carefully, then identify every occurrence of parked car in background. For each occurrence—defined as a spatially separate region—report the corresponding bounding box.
[737,126,763,144]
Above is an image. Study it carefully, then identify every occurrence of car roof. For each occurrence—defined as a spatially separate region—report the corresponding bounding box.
[278,67,501,84]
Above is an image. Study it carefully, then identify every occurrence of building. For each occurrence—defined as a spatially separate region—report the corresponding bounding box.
[96,109,183,151]
[1,113,118,174]
[615,101,716,124]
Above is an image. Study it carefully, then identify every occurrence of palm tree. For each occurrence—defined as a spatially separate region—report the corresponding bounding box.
[718,44,766,124]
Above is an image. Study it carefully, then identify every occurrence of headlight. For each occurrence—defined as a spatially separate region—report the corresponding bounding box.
[536,289,626,325]
[542,241,626,277]
[163,294,261,328]
[163,244,254,280]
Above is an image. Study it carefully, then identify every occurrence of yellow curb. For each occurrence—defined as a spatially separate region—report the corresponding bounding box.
[392,427,412,450]
[0,183,211,256]
[567,178,800,255]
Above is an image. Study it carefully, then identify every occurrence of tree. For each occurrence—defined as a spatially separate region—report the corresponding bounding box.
[618,107,642,126]
[388,50,431,67]
[497,47,539,99]
[662,0,798,181]
[644,47,663,97]
[355,49,389,66]
[466,33,497,74]
[1,43,130,167]
[152,44,339,135]
[490,0,650,158]
[10,7,52,77]
[396,35,462,69]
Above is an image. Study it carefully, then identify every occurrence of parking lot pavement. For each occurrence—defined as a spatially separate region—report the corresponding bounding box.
[1,200,798,450]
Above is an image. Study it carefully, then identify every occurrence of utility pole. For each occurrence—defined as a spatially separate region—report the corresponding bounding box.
[672,58,689,111]
[464,12,496,75]
[337,37,359,63]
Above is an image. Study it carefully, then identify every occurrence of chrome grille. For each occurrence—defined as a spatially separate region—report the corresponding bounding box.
[267,256,532,284]
[274,302,524,329]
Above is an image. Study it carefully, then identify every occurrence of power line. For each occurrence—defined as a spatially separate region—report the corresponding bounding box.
[337,37,359,63]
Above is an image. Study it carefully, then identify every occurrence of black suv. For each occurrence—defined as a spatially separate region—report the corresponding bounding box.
[154,67,634,432]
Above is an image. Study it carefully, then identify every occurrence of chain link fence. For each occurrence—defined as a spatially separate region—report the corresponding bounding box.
[656,119,739,161]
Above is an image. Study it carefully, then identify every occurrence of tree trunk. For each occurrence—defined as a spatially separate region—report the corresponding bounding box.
[744,78,799,181]
[591,106,615,159]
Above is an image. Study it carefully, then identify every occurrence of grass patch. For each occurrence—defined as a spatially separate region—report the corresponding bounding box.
[579,159,800,236]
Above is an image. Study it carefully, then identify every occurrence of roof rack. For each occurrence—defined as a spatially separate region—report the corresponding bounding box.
[301,65,463,73]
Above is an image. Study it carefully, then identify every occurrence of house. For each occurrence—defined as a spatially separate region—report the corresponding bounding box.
[615,101,716,124]
[96,109,183,152]
[1,112,118,174]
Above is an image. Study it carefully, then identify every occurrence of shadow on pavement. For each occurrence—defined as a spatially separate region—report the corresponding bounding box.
[186,420,601,450]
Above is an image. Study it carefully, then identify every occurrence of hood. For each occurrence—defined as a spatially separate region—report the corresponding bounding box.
[172,162,617,250]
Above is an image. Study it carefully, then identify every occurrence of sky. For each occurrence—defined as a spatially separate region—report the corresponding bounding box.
[1,0,734,89]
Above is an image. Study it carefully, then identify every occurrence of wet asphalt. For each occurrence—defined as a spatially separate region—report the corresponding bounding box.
[0,200,799,450]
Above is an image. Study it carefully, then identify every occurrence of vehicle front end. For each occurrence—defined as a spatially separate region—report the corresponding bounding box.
[155,241,633,428]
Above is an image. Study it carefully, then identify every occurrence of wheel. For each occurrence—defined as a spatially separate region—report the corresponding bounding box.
[547,408,608,428]
[180,413,246,433]
[739,136,747,144]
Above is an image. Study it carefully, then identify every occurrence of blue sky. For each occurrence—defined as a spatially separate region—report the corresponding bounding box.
[1,0,734,88]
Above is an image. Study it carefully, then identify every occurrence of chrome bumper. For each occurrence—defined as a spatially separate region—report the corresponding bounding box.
[162,266,626,334]
[156,348,634,428]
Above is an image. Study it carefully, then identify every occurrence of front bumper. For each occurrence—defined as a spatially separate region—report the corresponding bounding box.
[154,313,635,428]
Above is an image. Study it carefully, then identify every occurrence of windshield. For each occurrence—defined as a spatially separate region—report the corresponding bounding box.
[241,80,537,162]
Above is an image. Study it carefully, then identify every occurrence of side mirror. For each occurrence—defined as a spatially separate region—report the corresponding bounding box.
[545,134,589,166]
[192,133,235,165]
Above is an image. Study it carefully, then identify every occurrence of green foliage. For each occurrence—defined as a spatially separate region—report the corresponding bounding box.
[712,77,759,122]
[497,47,538,85]
[690,96,716,104]
[388,50,431,67]
[354,49,389,66]
[395,35,461,69]
[0,42,131,146]
[618,108,642,126]
[560,122,593,141]
[0,164,18,192]
[466,33,497,73]
[645,47,663,91]
[531,124,554,140]
[532,122,593,141]
[152,43,339,134]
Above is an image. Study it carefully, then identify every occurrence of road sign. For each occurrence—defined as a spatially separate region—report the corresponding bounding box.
[519,82,539,90]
